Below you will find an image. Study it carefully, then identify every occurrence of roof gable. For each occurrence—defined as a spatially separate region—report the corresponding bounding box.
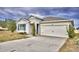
[16,17,29,23]
[16,15,43,22]
[28,15,43,21]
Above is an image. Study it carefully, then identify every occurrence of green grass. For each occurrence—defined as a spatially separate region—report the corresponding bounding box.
[0,31,28,42]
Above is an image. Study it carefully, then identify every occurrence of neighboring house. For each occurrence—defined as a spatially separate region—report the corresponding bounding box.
[74,27,79,33]
[16,15,73,38]
[0,26,8,31]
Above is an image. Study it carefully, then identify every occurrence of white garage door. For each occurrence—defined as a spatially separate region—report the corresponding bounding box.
[40,24,68,37]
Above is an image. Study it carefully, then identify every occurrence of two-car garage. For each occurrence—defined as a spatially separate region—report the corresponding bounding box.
[39,21,72,38]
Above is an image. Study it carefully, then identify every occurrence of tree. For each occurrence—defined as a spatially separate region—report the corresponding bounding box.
[5,19,16,32]
[67,25,75,38]
[0,20,6,28]
[9,21,16,32]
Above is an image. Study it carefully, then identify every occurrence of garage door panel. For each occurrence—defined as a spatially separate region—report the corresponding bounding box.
[40,25,68,37]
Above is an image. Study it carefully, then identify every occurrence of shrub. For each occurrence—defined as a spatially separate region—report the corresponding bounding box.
[9,22,16,32]
[6,20,16,32]
[19,32,27,35]
[32,23,35,36]
[67,25,75,38]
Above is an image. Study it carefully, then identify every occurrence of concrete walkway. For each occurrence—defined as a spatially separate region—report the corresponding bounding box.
[0,36,67,52]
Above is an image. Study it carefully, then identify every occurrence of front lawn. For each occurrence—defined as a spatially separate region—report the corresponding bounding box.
[0,31,28,42]
[59,33,79,52]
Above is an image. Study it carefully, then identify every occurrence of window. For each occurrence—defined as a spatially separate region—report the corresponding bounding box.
[18,24,26,31]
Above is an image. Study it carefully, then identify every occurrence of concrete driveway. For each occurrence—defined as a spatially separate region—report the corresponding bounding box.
[0,36,67,52]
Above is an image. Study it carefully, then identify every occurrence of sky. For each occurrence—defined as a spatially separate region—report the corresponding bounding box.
[0,7,79,28]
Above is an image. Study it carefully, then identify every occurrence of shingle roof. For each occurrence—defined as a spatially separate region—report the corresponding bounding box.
[16,15,43,22]
[43,16,67,21]
[41,16,73,24]
[17,15,72,23]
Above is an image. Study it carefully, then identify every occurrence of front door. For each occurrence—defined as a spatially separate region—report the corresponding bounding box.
[37,24,39,34]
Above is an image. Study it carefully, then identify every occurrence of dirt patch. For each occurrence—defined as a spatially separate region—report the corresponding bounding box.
[59,38,79,52]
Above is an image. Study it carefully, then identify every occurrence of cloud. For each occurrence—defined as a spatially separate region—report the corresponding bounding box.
[4,8,26,16]
[4,8,14,13]
[0,9,9,15]
[0,7,79,27]
[56,12,76,16]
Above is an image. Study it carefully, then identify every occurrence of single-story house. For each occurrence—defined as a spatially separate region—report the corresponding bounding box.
[16,15,74,38]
